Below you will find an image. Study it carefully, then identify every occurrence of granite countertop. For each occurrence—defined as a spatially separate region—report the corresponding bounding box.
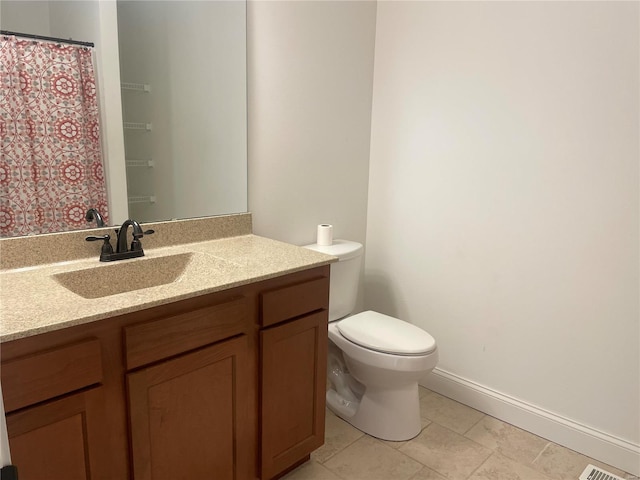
[0,234,335,343]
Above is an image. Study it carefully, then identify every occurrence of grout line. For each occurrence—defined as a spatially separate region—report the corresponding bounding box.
[315,418,365,465]
[326,463,350,480]
[320,461,349,480]
[532,442,553,466]
[464,451,495,480]
[406,467,423,480]
[463,412,487,435]
[408,465,444,480]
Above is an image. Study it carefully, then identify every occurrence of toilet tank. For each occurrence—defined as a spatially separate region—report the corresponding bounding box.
[304,240,363,321]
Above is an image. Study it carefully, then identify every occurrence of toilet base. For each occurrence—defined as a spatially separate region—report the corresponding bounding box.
[326,382,422,441]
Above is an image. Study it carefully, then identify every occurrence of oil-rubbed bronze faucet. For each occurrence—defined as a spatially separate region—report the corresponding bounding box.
[116,219,144,254]
[86,219,154,262]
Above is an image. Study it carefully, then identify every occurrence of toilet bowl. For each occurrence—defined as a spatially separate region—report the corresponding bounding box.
[304,240,439,441]
[327,312,438,440]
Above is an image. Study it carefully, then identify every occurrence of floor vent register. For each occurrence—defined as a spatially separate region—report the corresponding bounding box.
[579,464,626,480]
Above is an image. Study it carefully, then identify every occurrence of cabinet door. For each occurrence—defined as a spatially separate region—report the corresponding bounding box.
[127,336,251,480]
[6,386,110,480]
[261,311,328,479]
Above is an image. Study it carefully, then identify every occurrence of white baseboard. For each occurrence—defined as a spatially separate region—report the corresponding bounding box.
[420,367,640,477]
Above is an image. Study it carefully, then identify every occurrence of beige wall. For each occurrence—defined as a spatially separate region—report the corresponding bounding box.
[247,0,376,249]
[366,1,639,473]
[1,1,50,34]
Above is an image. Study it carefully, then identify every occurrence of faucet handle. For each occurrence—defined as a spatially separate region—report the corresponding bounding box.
[131,229,154,252]
[86,234,114,259]
[133,229,155,239]
[86,233,111,243]
[113,226,151,238]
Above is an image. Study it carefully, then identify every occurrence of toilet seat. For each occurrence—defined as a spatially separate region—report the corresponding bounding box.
[337,311,436,356]
[328,323,438,374]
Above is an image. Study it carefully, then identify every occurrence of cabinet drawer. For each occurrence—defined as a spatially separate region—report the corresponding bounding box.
[125,296,249,370]
[261,277,329,327]
[1,339,103,413]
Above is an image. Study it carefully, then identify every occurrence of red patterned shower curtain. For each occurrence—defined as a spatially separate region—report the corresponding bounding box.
[0,35,109,237]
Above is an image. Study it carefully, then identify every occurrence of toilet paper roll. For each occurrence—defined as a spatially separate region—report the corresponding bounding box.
[317,224,333,246]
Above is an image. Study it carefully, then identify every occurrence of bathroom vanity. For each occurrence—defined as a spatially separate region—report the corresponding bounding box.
[0,215,334,480]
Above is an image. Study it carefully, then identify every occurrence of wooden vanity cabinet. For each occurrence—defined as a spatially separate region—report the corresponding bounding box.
[5,387,109,480]
[127,337,250,480]
[260,277,329,480]
[0,265,330,480]
[123,295,254,480]
[1,338,113,480]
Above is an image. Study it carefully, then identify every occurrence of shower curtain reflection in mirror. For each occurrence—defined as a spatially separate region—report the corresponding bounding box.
[0,35,108,237]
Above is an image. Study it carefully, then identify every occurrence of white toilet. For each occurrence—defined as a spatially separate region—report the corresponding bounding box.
[304,240,438,441]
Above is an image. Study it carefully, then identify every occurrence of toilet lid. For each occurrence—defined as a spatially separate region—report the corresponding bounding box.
[337,311,436,355]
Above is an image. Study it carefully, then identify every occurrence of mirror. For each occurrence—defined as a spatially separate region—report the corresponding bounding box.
[117,0,247,224]
[0,0,247,237]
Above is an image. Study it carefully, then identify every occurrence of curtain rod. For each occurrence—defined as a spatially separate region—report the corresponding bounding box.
[1,30,94,48]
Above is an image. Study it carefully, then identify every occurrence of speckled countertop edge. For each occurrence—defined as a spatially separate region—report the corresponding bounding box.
[0,215,337,343]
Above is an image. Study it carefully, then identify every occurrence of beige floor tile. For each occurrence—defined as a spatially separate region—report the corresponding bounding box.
[380,419,432,450]
[469,453,552,480]
[531,443,631,480]
[282,460,343,480]
[409,466,448,480]
[313,410,364,463]
[380,438,410,450]
[323,436,423,480]
[420,390,485,434]
[399,423,492,480]
[465,415,549,464]
[316,390,637,480]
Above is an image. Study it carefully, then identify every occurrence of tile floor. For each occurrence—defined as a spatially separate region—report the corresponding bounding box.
[283,388,638,480]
